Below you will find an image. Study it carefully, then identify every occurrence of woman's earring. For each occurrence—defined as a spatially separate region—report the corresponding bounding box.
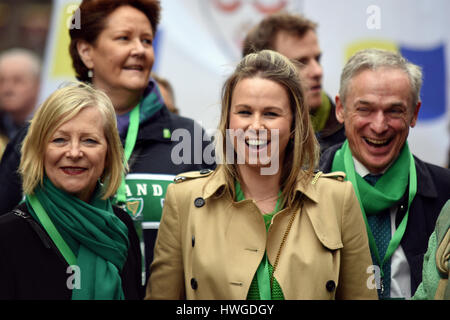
[87,69,93,78]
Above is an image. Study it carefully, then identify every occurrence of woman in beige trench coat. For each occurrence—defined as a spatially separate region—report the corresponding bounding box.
[146,50,378,300]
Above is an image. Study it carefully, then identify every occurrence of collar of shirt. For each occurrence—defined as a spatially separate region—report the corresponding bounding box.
[352,157,390,177]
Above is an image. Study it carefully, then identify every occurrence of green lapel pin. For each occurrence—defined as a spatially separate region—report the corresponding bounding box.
[163,128,171,139]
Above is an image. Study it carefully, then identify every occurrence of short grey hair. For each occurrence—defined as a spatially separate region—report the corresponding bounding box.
[0,48,41,78]
[339,49,422,109]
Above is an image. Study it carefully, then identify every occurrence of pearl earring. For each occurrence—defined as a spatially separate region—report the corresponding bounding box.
[87,69,93,78]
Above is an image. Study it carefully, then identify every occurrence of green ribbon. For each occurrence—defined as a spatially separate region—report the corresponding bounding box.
[27,193,78,266]
[114,81,169,205]
[332,140,417,280]
[115,104,140,204]
[256,253,272,300]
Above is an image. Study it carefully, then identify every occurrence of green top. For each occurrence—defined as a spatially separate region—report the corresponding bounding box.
[234,181,285,300]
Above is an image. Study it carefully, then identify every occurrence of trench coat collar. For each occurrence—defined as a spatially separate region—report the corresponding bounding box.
[202,166,228,200]
[293,171,319,203]
[202,166,319,203]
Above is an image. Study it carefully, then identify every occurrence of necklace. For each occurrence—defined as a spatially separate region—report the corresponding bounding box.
[247,192,280,215]
[245,190,279,203]
[270,195,304,291]
[253,194,279,203]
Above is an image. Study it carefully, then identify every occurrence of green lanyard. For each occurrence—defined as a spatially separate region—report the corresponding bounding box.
[115,104,140,204]
[27,194,77,266]
[343,149,417,281]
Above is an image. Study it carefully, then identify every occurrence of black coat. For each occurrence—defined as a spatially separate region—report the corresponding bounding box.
[0,203,143,300]
[319,143,450,294]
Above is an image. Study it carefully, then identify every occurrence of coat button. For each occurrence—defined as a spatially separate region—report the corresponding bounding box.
[191,278,198,290]
[194,197,205,207]
[192,236,195,247]
[326,280,336,292]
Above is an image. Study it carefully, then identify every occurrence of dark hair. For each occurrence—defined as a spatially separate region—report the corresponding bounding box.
[69,0,161,82]
[242,12,317,57]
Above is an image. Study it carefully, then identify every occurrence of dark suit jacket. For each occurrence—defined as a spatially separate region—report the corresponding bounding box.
[319,143,450,295]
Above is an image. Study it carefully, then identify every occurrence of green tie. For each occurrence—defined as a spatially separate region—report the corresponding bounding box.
[364,173,382,186]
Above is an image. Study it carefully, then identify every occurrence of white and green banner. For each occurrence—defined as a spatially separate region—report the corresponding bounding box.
[122,173,175,229]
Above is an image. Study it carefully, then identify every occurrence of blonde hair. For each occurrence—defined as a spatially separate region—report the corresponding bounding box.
[20,82,126,199]
[217,49,319,209]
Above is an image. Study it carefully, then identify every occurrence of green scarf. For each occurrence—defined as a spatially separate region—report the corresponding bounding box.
[332,140,410,215]
[331,140,417,281]
[310,91,331,132]
[25,177,129,300]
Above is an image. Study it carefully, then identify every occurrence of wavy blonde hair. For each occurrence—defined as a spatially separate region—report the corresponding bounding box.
[217,50,319,209]
[20,82,126,199]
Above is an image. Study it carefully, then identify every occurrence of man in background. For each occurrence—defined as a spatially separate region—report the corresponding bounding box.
[152,72,179,115]
[0,48,41,145]
[243,12,345,153]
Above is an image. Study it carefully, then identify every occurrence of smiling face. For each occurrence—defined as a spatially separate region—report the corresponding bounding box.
[336,68,420,174]
[79,5,154,97]
[273,29,323,111]
[44,106,108,202]
[228,77,293,172]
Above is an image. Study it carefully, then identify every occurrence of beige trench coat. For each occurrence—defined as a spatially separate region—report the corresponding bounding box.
[146,168,378,300]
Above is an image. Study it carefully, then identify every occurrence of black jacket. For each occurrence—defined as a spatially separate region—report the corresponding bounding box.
[319,143,450,294]
[0,203,143,300]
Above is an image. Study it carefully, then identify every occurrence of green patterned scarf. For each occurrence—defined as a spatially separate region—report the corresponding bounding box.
[25,177,129,300]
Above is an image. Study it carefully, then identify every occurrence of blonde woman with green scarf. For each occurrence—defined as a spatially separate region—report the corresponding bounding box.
[0,83,143,299]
